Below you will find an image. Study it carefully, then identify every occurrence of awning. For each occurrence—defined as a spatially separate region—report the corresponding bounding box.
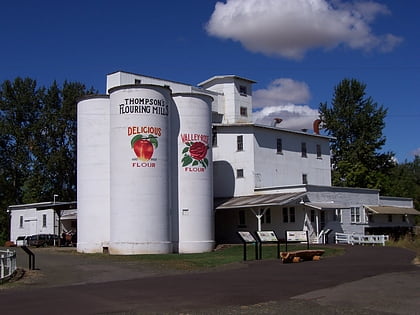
[61,209,77,220]
[304,202,348,210]
[365,205,420,215]
[215,192,305,210]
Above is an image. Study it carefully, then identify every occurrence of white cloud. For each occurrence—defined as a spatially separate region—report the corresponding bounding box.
[252,78,319,130]
[412,148,420,157]
[206,0,403,59]
[253,104,319,130]
[253,78,310,107]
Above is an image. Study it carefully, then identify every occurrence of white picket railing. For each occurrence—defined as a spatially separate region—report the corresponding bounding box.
[0,249,17,282]
[335,233,389,246]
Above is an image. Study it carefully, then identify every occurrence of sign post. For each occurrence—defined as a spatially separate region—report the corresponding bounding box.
[237,231,258,261]
[285,230,309,251]
[255,231,281,259]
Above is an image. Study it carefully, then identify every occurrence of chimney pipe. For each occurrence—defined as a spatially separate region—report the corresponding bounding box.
[271,118,283,127]
[313,119,321,134]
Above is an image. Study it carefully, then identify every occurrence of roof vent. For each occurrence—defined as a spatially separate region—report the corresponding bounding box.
[271,118,283,127]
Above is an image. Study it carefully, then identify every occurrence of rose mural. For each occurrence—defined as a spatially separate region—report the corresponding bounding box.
[131,134,158,161]
[181,141,209,168]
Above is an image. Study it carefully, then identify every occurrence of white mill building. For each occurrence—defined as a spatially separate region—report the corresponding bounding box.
[75,71,419,255]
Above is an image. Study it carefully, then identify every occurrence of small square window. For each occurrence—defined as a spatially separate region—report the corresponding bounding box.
[237,169,244,178]
[237,135,243,151]
[240,106,248,117]
[239,85,247,95]
[134,79,141,85]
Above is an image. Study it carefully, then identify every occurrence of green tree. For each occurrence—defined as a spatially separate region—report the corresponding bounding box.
[0,78,96,243]
[319,78,395,191]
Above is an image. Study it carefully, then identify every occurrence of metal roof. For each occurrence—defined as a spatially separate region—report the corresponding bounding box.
[8,201,77,211]
[304,202,348,210]
[365,205,420,215]
[215,192,305,210]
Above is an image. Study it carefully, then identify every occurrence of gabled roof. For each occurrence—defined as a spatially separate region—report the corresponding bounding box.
[365,205,420,215]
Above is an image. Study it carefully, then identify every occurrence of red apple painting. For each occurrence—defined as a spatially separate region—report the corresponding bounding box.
[181,141,209,168]
[131,134,158,161]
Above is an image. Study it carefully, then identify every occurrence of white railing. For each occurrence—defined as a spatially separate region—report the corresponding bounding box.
[335,233,389,246]
[0,249,17,282]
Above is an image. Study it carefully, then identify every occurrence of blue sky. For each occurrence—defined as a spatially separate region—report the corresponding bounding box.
[1,0,419,162]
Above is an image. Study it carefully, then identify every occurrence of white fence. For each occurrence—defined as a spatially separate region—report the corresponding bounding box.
[0,249,17,282]
[335,233,389,246]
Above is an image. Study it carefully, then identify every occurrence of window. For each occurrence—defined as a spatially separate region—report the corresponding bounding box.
[351,207,361,223]
[239,210,246,226]
[239,85,247,95]
[283,207,289,223]
[310,210,315,222]
[289,207,295,223]
[236,169,244,178]
[334,209,342,222]
[42,214,47,228]
[212,127,217,147]
[19,216,23,228]
[261,209,271,224]
[302,174,308,185]
[240,106,248,117]
[237,135,243,151]
[276,138,283,154]
[388,214,393,222]
[134,79,141,85]
[301,142,307,157]
[316,144,322,158]
[402,214,406,222]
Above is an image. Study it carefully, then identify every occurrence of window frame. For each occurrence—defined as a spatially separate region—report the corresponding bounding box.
[237,135,244,151]
[236,168,244,178]
[301,142,307,158]
[42,214,47,228]
[351,207,362,223]
[316,144,322,159]
[276,138,283,154]
[240,106,248,117]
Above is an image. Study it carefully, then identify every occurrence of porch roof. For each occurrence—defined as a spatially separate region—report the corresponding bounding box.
[8,201,77,212]
[215,192,305,210]
[304,202,348,210]
[365,205,420,215]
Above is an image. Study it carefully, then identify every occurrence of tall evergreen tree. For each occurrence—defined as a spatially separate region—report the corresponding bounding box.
[0,78,96,243]
[319,78,395,191]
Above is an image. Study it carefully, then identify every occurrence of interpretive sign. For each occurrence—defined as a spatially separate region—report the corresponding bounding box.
[286,231,308,242]
[238,231,257,243]
[285,230,309,251]
[237,231,258,261]
[255,231,280,260]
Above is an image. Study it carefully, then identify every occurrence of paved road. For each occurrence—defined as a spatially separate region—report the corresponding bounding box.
[0,245,419,314]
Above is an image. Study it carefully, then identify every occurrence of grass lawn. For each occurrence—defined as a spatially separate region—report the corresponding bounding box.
[84,244,344,271]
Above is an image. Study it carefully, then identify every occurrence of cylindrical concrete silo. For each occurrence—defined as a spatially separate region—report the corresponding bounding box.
[108,85,172,254]
[173,93,214,253]
[77,95,110,253]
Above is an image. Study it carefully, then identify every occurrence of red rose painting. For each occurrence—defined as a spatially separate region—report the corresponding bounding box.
[181,141,209,168]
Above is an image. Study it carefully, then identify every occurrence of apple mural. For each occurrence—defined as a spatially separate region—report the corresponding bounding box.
[131,134,158,161]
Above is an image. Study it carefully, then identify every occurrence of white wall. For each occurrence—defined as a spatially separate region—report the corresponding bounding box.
[253,127,331,187]
[10,209,56,242]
